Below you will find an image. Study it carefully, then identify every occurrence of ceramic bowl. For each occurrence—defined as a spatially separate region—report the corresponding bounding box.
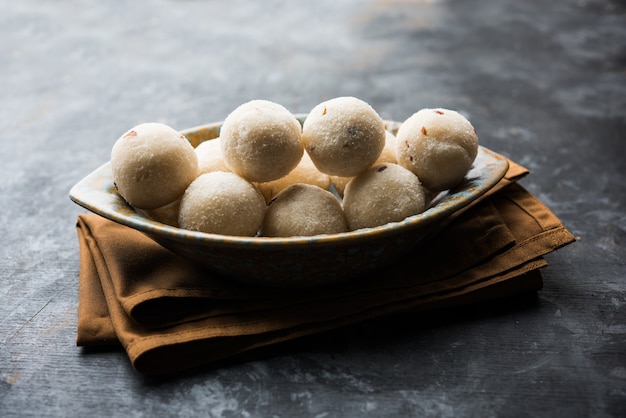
[69,117,509,287]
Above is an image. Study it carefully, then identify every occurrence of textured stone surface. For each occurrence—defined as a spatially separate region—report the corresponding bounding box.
[1,0,625,417]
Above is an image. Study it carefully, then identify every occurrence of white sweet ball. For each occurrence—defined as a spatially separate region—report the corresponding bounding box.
[395,108,479,192]
[195,137,230,176]
[220,100,303,183]
[110,122,198,210]
[178,172,267,236]
[302,96,386,177]
[261,184,347,237]
[342,163,427,230]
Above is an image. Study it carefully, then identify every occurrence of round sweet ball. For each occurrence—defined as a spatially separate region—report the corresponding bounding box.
[110,122,198,210]
[261,184,348,237]
[178,172,266,236]
[302,96,386,177]
[395,108,479,192]
[195,137,230,176]
[342,163,427,231]
[256,152,331,203]
[375,130,398,165]
[220,100,304,183]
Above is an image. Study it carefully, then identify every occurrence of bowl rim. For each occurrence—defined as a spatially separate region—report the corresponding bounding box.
[69,118,509,249]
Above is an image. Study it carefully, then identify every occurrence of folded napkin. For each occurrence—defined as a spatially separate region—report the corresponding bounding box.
[75,159,575,375]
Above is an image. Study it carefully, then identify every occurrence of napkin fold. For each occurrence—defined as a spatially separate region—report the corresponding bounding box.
[75,158,575,375]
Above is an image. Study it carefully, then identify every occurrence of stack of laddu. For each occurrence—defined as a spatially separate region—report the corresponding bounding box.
[109,96,479,237]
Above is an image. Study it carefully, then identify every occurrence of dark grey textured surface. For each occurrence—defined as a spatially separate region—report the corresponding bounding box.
[1,0,625,417]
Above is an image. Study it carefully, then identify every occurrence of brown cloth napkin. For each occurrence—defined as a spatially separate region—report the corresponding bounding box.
[75,159,575,375]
